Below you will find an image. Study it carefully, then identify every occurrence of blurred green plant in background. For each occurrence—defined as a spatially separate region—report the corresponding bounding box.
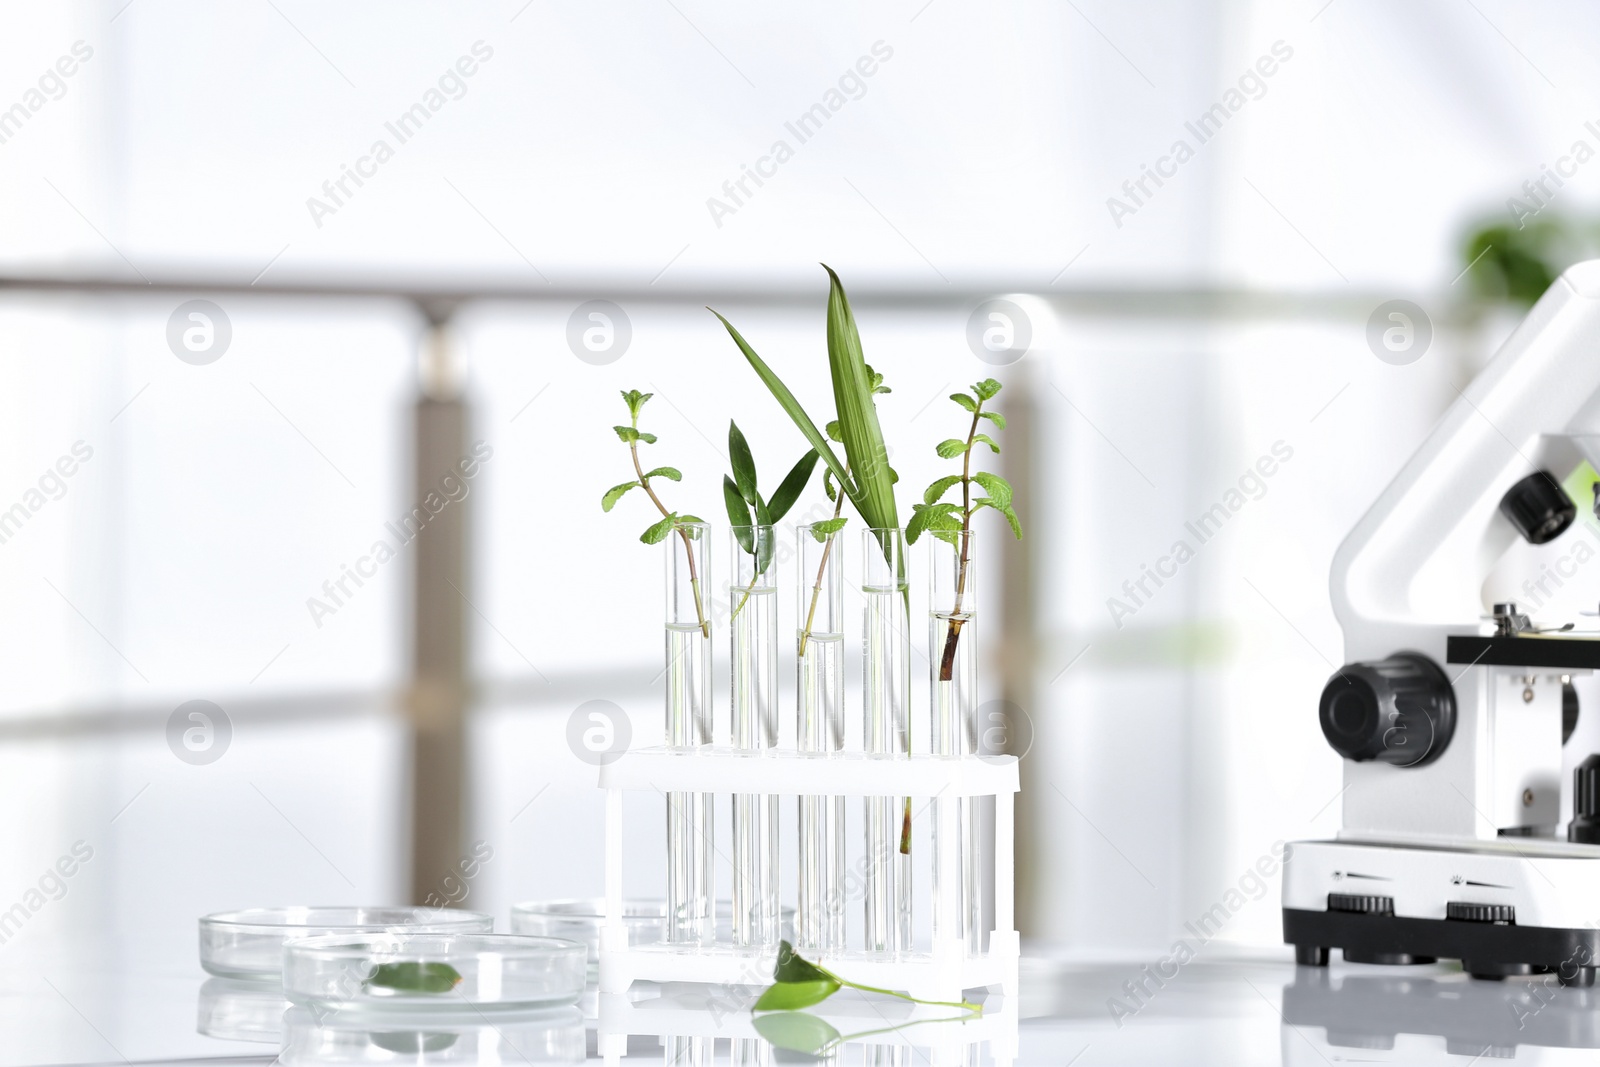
[1460,215,1600,306]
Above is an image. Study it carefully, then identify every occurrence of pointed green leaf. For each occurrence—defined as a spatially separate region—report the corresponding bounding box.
[823,265,899,534]
[602,481,640,512]
[905,501,960,545]
[752,1010,844,1053]
[752,980,841,1013]
[613,426,640,444]
[1001,505,1023,539]
[621,390,652,420]
[725,477,753,553]
[972,471,1012,508]
[935,439,969,459]
[637,431,658,445]
[949,392,977,412]
[728,421,760,505]
[824,420,843,444]
[809,516,848,542]
[978,410,1007,430]
[924,475,962,505]
[973,378,1002,402]
[710,309,856,501]
[767,450,819,521]
[972,433,1000,454]
[643,467,681,482]
[641,514,677,545]
[773,941,833,984]
[678,514,705,526]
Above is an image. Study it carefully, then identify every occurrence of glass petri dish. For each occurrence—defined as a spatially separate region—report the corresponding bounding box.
[200,907,493,980]
[283,933,587,1016]
[509,899,794,963]
[197,977,291,1043]
[279,1004,584,1065]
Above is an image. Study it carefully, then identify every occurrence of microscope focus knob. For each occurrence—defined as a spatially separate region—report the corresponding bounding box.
[1318,652,1456,767]
[1499,470,1576,544]
[1570,754,1600,844]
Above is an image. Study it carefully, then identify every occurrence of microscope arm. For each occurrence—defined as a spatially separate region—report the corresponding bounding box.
[1331,264,1600,658]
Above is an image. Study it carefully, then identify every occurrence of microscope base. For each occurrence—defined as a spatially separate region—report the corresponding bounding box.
[1283,838,1600,983]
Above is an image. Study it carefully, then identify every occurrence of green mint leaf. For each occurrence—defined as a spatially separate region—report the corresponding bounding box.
[767,450,819,521]
[365,961,463,994]
[772,941,833,984]
[978,410,1007,430]
[752,979,841,1013]
[643,466,681,482]
[1001,504,1023,539]
[621,390,653,420]
[932,528,960,547]
[728,420,760,504]
[972,471,1012,508]
[824,420,843,444]
[613,426,640,444]
[810,517,848,541]
[905,501,958,544]
[973,378,1002,402]
[972,433,1000,454]
[864,363,891,395]
[602,481,641,512]
[641,514,677,544]
[725,477,754,553]
[678,514,705,526]
[949,392,977,412]
[923,475,962,506]
[637,431,658,445]
[935,439,969,459]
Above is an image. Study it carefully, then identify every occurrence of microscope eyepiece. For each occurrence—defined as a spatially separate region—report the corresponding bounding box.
[1319,652,1456,767]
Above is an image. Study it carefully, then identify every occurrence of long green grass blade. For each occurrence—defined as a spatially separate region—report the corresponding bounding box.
[822,265,898,533]
[709,309,857,500]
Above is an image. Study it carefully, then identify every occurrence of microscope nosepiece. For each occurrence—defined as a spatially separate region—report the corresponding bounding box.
[1319,652,1457,767]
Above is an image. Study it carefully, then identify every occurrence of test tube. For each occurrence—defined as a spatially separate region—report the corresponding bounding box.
[930,529,979,952]
[664,522,713,945]
[862,527,911,953]
[797,522,846,952]
[731,525,780,948]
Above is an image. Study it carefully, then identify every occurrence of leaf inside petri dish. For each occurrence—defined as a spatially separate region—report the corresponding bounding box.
[365,961,464,994]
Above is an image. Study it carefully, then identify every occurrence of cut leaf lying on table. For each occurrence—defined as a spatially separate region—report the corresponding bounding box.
[364,961,463,994]
[751,941,980,1014]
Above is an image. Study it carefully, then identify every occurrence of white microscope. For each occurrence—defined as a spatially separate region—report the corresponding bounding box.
[1283,260,1600,985]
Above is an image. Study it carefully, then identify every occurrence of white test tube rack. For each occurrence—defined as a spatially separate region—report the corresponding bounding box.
[597,747,1020,1004]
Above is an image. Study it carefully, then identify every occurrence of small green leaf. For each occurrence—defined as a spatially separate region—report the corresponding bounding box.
[972,433,1000,454]
[365,961,463,994]
[1001,505,1023,539]
[973,378,1002,402]
[905,502,960,545]
[773,940,832,984]
[752,979,841,1013]
[728,421,760,505]
[678,514,705,525]
[972,471,1012,508]
[752,1011,843,1053]
[601,480,640,512]
[978,410,1006,430]
[865,364,891,395]
[949,392,977,412]
[824,420,843,444]
[823,468,838,502]
[725,477,753,553]
[810,516,848,542]
[923,475,962,506]
[621,390,653,420]
[641,514,677,545]
[935,439,969,459]
[767,450,819,522]
[643,466,682,482]
[613,426,640,444]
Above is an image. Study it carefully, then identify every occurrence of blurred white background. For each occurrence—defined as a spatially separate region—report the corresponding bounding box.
[0,0,1586,1012]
